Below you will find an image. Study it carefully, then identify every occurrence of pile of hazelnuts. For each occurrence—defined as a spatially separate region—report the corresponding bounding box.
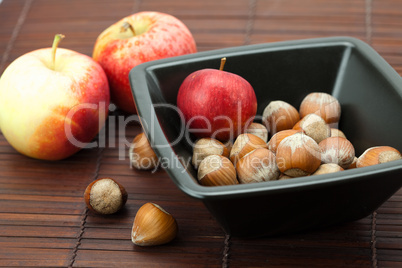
[192,92,402,186]
[80,92,402,246]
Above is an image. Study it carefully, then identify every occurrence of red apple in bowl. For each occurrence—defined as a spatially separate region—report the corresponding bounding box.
[0,34,110,161]
[93,11,197,114]
[177,58,257,142]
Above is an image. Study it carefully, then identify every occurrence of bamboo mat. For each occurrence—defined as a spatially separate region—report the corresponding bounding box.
[0,0,401,267]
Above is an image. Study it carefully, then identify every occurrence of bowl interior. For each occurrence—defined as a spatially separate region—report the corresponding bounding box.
[130,37,402,197]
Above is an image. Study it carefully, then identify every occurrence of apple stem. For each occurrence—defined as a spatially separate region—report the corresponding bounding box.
[51,34,65,70]
[219,57,226,71]
[120,21,136,36]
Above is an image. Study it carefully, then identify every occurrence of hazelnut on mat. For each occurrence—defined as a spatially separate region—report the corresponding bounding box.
[84,177,128,215]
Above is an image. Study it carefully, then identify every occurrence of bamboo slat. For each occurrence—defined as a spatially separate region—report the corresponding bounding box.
[0,0,401,267]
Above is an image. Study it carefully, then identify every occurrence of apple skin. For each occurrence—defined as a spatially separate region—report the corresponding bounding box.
[0,48,110,161]
[177,69,257,141]
[93,11,197,114]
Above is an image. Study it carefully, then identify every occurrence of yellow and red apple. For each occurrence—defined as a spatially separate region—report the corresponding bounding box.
[0,34,110,161]
[93,11,197,114]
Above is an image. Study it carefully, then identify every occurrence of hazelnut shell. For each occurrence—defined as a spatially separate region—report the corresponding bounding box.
[129,133,158,170]
[294,113,331,144]
[244,122,269,142]
[275,133,321,177]
[192,138,229,169]
[236,148,280,184]
[299,92,341,125]
[319,137,355,169]
[84,177,128,215]
[230,133,268,165]
[197,155,238,186]
[262,100,300,136]
[267,129,302,154]
[356,146,402,168]
[132,202,178,246]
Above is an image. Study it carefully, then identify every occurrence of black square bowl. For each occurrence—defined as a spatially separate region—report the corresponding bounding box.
[129,37,402,238]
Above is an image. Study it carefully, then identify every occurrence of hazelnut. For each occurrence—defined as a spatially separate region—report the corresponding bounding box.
[230,133,268,165]
[244,122,268,142]
[192,138,229,169]
[84,178,128,215]
[278,174,294,180]
[356,146,402,168]
[299,92,341,126]
[347,157,358,169]
[267,129,301,154]
[312,163,344,175]
[262,100,300,136]
[330,128,346,139]
[275,132,321,177]
[292,119,301,130]
[236,148,280,184]
[319,137,355,169]
[129,133,158,170]
[132,202,178,246]
[197,155,238,186]
[223,140,234,154]
[293,113,331,144]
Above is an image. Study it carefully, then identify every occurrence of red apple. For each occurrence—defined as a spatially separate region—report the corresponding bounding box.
[0,34,110,160]
[177,58,257,141]
[93,11,197,114]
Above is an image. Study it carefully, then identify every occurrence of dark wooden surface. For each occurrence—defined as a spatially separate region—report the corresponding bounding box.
[0,0,401,267]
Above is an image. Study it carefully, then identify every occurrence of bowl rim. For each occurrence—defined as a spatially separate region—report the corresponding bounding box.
[129,36,402,200]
